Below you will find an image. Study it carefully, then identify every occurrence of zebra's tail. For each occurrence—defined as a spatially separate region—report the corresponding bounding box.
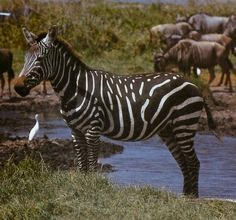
[203,101,222,141]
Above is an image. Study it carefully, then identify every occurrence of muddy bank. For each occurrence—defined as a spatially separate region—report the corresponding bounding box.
[199,87,236,137]
[0,135,123,171]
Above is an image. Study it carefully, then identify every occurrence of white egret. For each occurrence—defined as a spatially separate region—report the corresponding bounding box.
[0,12,11,16]
[196,67,201,76]
[28,114,39,141]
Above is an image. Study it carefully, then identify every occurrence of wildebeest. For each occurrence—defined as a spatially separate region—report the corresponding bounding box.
[187,13,236,37]
[154,39,233,92]
[188,31,235,86]
[149,22,193,49]
[0,49,15,97]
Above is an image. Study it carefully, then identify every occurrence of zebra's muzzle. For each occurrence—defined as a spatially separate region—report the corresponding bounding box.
[14,76,31,97]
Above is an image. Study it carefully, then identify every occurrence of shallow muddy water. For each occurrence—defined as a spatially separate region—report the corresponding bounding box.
[1,110,236,199]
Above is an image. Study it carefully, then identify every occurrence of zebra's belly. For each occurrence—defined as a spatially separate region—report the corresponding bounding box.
[103,132,156,142]
[101,121,165,142]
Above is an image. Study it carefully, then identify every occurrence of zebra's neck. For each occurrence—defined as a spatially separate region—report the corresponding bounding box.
[49,44,91,108]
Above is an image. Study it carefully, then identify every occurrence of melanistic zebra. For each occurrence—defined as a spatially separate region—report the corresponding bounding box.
[14,26,217,197]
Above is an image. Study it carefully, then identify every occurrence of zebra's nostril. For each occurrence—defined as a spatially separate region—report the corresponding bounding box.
[14,76,30,97]
[14,84,30,97]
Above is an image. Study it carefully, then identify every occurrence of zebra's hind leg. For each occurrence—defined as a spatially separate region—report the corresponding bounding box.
[159,126,199,197]
[174,129,200,197]
[159,129,190,196]
[72,131,88,172]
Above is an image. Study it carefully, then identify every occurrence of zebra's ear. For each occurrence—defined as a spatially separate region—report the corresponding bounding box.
[43,25,58,46]
[22,27,37,46]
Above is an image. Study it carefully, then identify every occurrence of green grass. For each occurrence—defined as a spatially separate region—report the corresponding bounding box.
[1,159,236,220]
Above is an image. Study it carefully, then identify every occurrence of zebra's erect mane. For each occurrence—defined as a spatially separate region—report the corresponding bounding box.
[36,32,85,66]
[54,37,83,61]
[36,32,47,42]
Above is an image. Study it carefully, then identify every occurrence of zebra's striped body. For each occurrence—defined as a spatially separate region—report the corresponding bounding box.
[14,26,216,197]
[59,70,203,142]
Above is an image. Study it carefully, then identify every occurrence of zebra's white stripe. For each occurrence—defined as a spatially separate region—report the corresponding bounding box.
[173,110,202,124]
[135,99,149,140]
[173,124,200,133]
[107,91,113,110]
[153,75,160,79]
[66,56,71,66]
[124,85,128,93]
[106,80,113,94]
[116,84,122,97]
[139,82,144,95]
[175,133,194,138]
[72,62,77,71]
[132,92,136,102]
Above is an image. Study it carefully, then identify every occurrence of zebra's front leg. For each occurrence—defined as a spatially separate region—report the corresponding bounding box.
[85,132,101,172]
[72,131,88,172]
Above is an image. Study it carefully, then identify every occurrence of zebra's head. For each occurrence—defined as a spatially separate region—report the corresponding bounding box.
[14,26,57,97]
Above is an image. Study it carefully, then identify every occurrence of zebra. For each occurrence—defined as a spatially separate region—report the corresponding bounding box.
[14,26,217,198]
